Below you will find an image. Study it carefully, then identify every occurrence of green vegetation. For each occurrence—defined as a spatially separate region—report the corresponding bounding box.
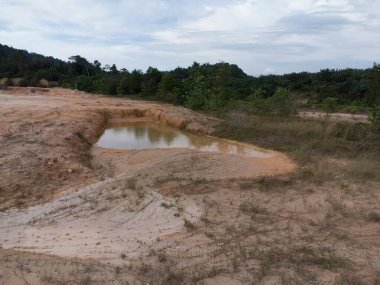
[214,110,380,185]
[1,44,379,121]
[184,218,196,231]
[239,202,267,215]
[74,131,92,147]
[157,252,167,263]
[369,105,380,131]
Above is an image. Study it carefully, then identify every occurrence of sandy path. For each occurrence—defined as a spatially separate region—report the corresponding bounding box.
[0,173,200,263]
[299,110,369,123]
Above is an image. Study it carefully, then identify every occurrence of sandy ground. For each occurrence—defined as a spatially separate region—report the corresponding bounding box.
[0,87,299,284]
[299,110,369,123]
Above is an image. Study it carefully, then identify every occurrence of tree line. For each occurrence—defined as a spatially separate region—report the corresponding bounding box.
[1,43,379,114]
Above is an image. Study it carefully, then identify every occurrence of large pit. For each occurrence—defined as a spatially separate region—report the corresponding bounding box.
[0,88,313,284]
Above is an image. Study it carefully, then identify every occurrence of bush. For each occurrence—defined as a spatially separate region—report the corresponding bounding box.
[4,78,13,86]
[369,105,380,131]
[248,87,297,116]
[322,97,339,113]
[19,78,30,87]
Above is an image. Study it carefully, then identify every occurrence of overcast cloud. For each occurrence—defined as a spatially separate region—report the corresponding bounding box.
[0,0,379,75]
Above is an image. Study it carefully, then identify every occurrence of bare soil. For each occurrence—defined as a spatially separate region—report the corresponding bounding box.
[0,88,302,284]
[299,110,369,123]
[0,88,378,284]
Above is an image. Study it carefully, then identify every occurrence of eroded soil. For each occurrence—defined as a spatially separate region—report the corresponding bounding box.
[0,88,379,285]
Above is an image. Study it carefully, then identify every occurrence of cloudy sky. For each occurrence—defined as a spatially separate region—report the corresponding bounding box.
[0,0,379,75]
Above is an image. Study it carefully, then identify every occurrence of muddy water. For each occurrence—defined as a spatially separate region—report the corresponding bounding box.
[96,122,272,158]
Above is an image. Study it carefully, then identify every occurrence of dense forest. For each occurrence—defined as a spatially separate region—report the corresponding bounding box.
[1,43,379,119]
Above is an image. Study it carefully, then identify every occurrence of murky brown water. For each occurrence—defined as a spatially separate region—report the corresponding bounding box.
[96,122,272,158]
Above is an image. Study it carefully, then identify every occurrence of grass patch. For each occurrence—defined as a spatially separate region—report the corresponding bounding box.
[125,177,137,190]
[74,131,92,147]
[334,273,366,285]
[239,202,267,215]
[158,252,167,263]
[184,218,196,231]
[367,212,380,223]
[306,254,347,270]
[238,175,294,192]
[257,246,349,278]
[347,158,380,181]
[160,202,173,209]
[165,269,185,284]
[214,114,380,165]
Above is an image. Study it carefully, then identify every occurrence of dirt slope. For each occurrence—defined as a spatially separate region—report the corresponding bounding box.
[0,87,225,209]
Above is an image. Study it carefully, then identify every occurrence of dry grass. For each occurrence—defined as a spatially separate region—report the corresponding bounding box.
[0,250,131,285]
[214,113,380,168]
[129,112,380,284]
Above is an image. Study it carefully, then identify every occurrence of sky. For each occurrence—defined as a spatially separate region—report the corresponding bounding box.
[0,0,379,75]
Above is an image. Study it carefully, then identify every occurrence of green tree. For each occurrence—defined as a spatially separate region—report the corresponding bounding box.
[184,73,210,110]
[267,87,297,116]
[364,63,380,103]
[95,76,118,95]
[75,75,95,92]
[322,97,339,113]
[157,72,182,103]
[142,67,162,96]
[68,55,94,77]
[129,70,143,93]
[93,60,102,74]
[248,87,296,116]
[117,73,131,95]
[369,105,380,131]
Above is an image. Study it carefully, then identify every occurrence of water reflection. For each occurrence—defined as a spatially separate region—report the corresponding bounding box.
[96,122,272,158]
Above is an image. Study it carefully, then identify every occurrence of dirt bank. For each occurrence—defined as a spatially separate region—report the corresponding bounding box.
[0,88,215,209]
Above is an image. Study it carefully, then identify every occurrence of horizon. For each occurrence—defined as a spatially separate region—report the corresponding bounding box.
[2,42,377,78]
[1,0,379,76]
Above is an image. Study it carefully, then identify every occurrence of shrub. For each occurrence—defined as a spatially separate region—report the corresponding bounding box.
[322,97,339,113]
[369,105,380,131]
[184,218,196,230]
[249,87,298,116]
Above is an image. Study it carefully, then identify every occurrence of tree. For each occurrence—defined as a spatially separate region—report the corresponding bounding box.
[75,75,95,92]
[364,63,380,103]
[95,76,118,95]
[268,87,297,116]
[322,97,339,113]
[158,73,180,102]
[369,105,380,131]
[129,70,143,93]
[184,73,211,110]
[117,73,131,95]
[142,67,162,96]
[68,55,94,77]
[93,60,102,74]
[248,87,296,116]
[110,64,118,74]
